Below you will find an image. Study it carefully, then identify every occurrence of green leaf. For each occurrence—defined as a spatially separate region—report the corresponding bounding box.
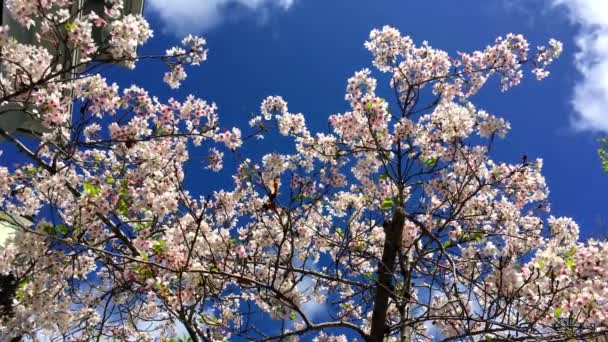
[41,224,55,236]
[151,240,166,254]
[134,221,151,232]
[565,247,577,257]
[136,266,153,278]
[442,240,455,248]
[363,272,375,280]
[380,198,394,210]
[565,257,575,269]
[56,224,69,235]
[470,230,485,242]
[73,226,82,239]
[16,290,26,300]
[598,138,608,172]
[119,182,128,196]
[537,259,546,269]
[139,251,149,262]
[65,21,77,31]
[366,102,373,110]
[106,177,116,185]
[83,182,100,196]
[379,171,390,180]
[554,307,563,318]
[335,228,344,238]
[118,197,130,216]
[14,279,28,300]
[290,311,298,321]
[198,315,220,326]
[421,157,437,167]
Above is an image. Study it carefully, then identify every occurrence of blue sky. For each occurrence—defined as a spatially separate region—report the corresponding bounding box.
[123,0,608,241]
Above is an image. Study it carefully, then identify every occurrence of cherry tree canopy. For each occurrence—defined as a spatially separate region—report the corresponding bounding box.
[0,1,607,341]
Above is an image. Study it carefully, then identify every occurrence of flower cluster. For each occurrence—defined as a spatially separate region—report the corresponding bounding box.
[345,68,377,101]
[108,14,153,66]
[206,147,224,172]
[533,39,563,80]
[104,0,125,19]
[66,18,96,60]
[214,127,243,149]
[260,95,288,120]
[163,35,208,88]
[5,0,72,28]
[312,332,348,342]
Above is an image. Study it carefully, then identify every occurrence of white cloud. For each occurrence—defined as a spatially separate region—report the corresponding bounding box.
[548,0,608,132]
[297,275,328,320]
[147,0,294,35]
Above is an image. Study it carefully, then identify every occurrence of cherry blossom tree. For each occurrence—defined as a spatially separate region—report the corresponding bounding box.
[1,1,607,341]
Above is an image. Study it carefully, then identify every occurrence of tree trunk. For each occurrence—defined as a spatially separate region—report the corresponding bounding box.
[368,207,406,342]
[182,320,201,342]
